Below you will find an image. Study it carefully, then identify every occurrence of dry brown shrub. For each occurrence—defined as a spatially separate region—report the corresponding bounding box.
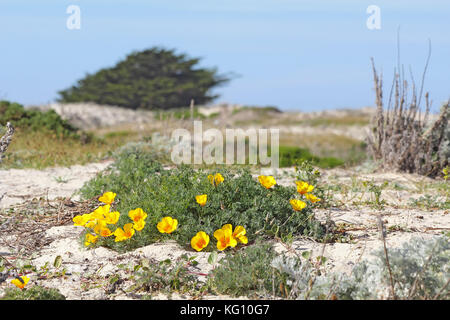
[367,50,449,177]
[0,122,14,164]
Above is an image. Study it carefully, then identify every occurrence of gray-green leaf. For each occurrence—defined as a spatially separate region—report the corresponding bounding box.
[208,251,218,265]
[53,256,62,269]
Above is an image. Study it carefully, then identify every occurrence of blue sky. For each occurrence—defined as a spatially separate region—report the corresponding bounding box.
[0,0,449,112]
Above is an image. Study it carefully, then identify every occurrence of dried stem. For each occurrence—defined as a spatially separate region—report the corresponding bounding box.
[0,122,15,163]
[378,215,396,299]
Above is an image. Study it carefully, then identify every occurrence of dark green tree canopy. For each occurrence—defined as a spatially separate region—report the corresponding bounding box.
[58,47,230,110]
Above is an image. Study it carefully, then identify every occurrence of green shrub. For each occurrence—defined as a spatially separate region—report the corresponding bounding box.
[154,107,206,120]
[131,254,203,296]
[277,146,344,168]
[1,285,66,300]
[0,100,79,139]
[294,160,335,209]
[231,105,281,115]
[408,194,450,210]
[79,148,327,253]
[210,242,289,298]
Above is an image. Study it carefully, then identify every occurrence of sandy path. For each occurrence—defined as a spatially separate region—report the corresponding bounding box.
[0,161,113,209]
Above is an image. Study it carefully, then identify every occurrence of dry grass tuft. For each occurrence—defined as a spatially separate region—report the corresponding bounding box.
[0,197,98,254]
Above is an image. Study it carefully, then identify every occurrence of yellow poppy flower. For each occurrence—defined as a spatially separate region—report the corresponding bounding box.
[214,225,238,251]
[73,213,91,227]
[258,175,276,189]
[98,191,116,205]
[104,211,120,225]
[222,224,248,244]
[195,194,207,207]
[157,216,178,234]
[92,204,110,220]
[191,231,210,252]
[221,224,232,231]
[232,225,248,244]
[128,208,148,223]
[305,193,321,203]
[208,173,224,186]
[84,233,98,246]
[11,276,30,289]
[113,223,135,242]
[215,173,224,184]
[133,219,146,231]
[290,199,307,211]
[84,219,97,229]
[93,219,108,234]
[84,209,105,229]
[295,181,314,195]
[99,227,113,237]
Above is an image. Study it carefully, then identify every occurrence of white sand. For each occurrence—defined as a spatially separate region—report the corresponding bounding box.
[0,161,113,209]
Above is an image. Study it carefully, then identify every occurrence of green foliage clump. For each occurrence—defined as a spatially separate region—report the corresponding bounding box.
[80,146,327,252]
[231,105,282,115]
[58,47,230,110]
[131,255,203,296]
[0,286,66,300]
[0,100,79,139]
[294,160,334,209]
[409,194,450,210]
[277,146,344,168]
[210,243,289,298]
[154,107,206,120]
